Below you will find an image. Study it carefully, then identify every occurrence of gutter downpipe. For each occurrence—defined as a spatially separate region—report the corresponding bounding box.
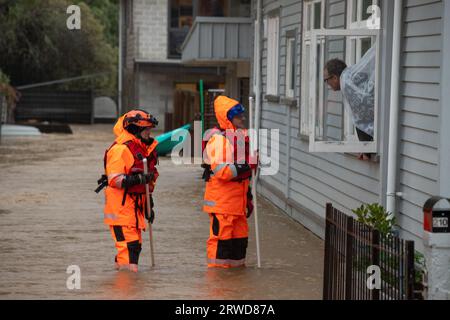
[254,0,262,160]
[386,0,403,219]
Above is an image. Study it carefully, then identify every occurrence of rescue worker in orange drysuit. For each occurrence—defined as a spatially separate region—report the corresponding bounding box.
[101,110,159,272]
[202,96,257,268]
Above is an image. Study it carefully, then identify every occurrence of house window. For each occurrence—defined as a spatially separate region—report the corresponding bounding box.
[344,36,376,141]
[198,0,228,17]
[285,35,296,98]
[341,0,379,143]
[349,0,380,29]
[169,0,194,59]
[300,0,324,136]
[307,30,380,153]
[253,20,259,92]
[266,15,279,96]
[305,1,381,153]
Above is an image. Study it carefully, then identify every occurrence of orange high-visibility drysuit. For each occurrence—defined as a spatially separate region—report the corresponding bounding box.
[203,96,256,268]
[103,112,159,267]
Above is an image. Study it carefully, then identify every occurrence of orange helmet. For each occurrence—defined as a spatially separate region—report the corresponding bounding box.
[123,109,158,129]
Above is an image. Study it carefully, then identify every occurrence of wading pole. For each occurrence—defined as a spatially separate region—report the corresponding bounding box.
[143,158,155,267]
[249,97,261,268]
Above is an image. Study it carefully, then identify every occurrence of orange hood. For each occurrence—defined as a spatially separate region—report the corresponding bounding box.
[112,115,157,151]
[214,96,240,130]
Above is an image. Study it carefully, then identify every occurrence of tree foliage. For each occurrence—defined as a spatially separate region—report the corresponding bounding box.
[0,69,10,85]
[73,0,118,48]
[0,0,118,95]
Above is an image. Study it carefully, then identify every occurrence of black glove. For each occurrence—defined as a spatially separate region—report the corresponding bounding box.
[149,209,155,224]
[201,163,212,182]
[149,196,155,224]
[121,173,153,188]
[246,187,254,218]
[232,163,252,181]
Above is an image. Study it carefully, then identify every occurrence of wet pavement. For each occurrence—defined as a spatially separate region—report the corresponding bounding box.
[0,124,323,299]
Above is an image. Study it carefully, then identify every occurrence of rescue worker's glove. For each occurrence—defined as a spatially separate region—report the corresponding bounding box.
[246,187,254,218]
[201,163,213,182]
[149,209,155,224]
[144,195,156,224]
[149,195,155,224]
[231,163,252,181]
[121,173,154,188]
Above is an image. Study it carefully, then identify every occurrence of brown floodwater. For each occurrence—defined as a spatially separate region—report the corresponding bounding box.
[0,124,323,299]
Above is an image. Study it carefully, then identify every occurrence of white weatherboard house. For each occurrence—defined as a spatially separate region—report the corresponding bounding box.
[250,0,450,299]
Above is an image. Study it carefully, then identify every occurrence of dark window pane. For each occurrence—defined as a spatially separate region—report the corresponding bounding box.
[169,28,190,58]
[361,37,372,56]
[316,43,321,99]
[306,4,311,31]
[314,2,321,29]
[290,40,296,90]
[352,0,358,22]
[199,0,227,17]
[169,0,193,58]
[180,5,193,16]
[362,0,372,21]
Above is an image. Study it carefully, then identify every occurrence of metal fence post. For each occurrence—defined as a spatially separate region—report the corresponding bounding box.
[323,203,332,300]
[323,203,418,300]
[406,241,415,300]
[371,229,380,300]
[345,215,354,300]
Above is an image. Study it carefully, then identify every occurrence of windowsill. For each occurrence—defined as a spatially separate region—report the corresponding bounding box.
[264,94,280,103]
[280,97,297,108]
[295,134,381,163]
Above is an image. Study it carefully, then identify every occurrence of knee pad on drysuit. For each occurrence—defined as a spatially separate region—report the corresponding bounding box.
[127,240,142,264]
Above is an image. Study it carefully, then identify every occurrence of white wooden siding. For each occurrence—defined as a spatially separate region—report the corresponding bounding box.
[397,0,443,251]
[259,0,381,238]
[257,0,445,253]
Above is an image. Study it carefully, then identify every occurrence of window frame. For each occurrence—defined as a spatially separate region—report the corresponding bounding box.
[285,35,296,98]
[341,0,379,142]
[348,0,380,29]
[300,0,325,136]
[308,28,381,153]
[253,18,259,92]
[343,35,377,141]
[266,14,280,96]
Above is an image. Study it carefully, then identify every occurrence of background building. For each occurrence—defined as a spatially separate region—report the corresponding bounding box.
[120,0,253,131]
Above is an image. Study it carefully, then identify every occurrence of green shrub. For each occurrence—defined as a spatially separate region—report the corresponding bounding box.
[0,69,10,85]
[352,203,396,235]
[352,203,426,294]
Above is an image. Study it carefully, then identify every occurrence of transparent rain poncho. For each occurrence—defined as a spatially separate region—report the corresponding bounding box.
[340,46,376,137]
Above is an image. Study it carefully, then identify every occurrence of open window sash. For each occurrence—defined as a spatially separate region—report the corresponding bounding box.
[308,29,380,153]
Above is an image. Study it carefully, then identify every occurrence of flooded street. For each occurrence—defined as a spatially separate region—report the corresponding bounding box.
[0,124,323,299]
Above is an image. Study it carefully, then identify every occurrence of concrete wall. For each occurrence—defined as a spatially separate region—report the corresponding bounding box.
[137,69,173,129]
[133,0,169,62]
